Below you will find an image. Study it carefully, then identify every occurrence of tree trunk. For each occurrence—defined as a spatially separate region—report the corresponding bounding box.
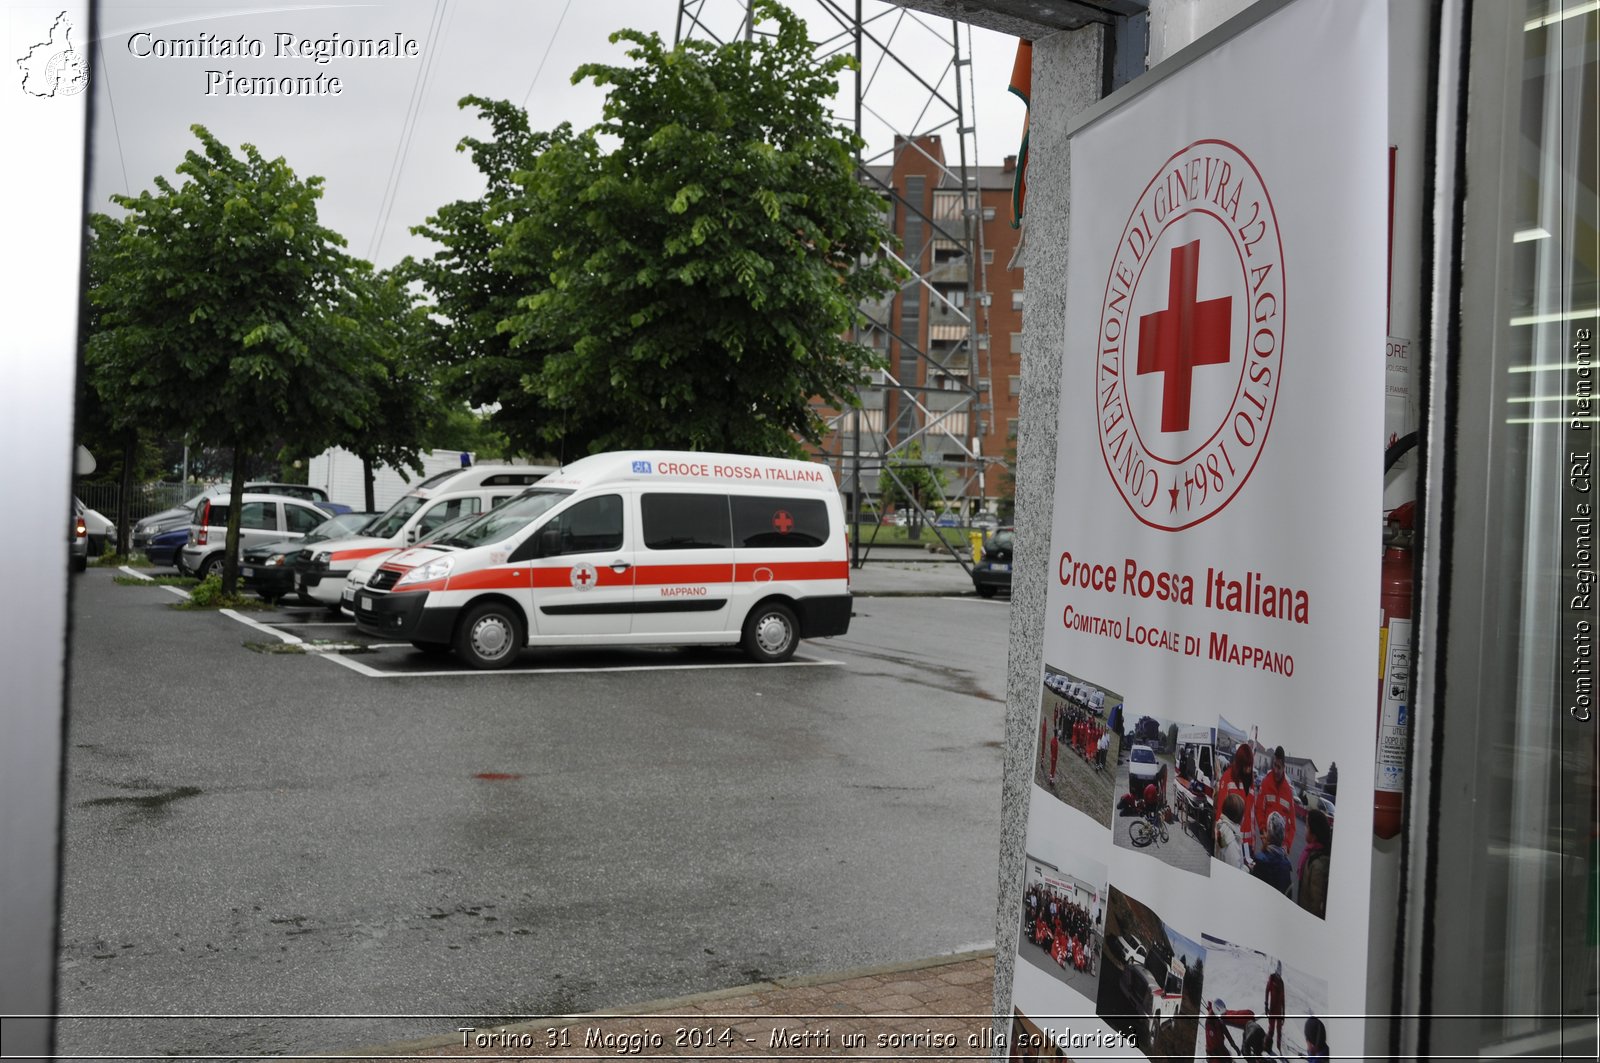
[116,429,137,557]
[222,442,248,596]
[363,457,375,512]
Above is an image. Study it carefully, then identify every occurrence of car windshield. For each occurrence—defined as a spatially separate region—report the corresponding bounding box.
[364,495,425,539]
[304,512,374,543]
[437,488,573,548]
[988,530,1015,550]
[415,511,484,547]
[1131,748,1156,764]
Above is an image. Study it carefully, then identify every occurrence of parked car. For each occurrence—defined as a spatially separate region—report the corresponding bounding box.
[70,502,89,572]
[240,511,377,601]
[134,482,349,561]
[142,525,190,568]
[1127,744,1166,791]
[74,498,116,556]
[971,526,1014,598]
[178,494,334,579]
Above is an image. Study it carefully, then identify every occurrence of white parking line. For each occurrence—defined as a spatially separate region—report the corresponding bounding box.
[119,565,191,600]
[320,654,846,679]
[220,609,302,644]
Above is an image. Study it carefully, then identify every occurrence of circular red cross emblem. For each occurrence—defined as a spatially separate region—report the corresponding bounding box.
[1095,139,1285,531]
[771,510,794,535]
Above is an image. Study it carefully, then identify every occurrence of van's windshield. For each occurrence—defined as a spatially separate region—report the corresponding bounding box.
[438,489,573,549]
[365,495,425,540]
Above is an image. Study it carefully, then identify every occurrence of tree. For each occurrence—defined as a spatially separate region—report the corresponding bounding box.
[86,125,374,593]
[405,98,573,455]
[1166,723,1180,756]
[497,0,900,457]
[881,442,948,540]
[327,265,439,510]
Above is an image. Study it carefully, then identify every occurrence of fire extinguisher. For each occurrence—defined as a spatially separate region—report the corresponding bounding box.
[1375,499,1415,839]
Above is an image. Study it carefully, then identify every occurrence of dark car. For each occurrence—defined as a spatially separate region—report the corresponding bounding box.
[240,511,378,601]
[142,524,190,568]
[971,526,1014,598]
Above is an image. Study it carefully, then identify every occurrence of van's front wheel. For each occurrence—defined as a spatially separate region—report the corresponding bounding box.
[455,602,524,669]
[742,601,799,663]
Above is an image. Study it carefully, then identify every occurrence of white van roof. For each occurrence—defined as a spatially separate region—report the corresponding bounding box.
[403,463,556,498]
[537,451,837,493]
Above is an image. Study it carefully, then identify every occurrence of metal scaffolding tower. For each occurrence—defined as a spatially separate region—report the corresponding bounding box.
[676,0,994,567]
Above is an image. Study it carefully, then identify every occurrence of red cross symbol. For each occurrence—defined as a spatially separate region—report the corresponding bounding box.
[1136,240,1233,433]
[772,510,794,534]
[573,567,593,585]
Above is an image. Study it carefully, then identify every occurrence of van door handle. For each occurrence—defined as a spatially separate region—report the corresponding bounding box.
[609,560,632,572]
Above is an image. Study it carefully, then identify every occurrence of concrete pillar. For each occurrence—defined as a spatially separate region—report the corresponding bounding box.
[988,20,1109,1035]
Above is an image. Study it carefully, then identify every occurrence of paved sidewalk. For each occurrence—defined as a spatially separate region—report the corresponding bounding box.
[333,951,997,1060]
[847,558,986,598]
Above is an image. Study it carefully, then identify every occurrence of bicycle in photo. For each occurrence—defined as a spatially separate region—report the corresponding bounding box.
[1129,804,1169,847]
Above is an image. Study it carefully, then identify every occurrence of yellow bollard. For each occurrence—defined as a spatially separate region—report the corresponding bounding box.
[970,530,983,564]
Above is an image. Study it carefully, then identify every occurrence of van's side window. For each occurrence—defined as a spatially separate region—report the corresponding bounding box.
[641,493,731,550]
[730,496,829,548]
[418,497,481,535]
[546,494,624,555]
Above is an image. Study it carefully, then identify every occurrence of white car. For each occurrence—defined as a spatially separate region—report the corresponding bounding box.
[1127,744,1165,788]
[74,497,116,556]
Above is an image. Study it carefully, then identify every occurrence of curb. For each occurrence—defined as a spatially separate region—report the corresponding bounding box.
[332,949,997,1058]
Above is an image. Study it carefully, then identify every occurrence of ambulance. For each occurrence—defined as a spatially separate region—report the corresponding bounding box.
[293,464,553,610]
[351,451,853,668]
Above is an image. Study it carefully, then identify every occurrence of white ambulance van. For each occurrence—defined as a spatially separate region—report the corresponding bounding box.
[293,464,553,609]
[351,451,853,668]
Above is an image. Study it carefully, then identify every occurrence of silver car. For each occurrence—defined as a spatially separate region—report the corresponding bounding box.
[179,493,333,579]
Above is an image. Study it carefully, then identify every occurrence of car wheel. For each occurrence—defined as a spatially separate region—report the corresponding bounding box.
[454,602,524,670]
[976,583,997,599]
[196,554,220,580]
[741,601,799,663]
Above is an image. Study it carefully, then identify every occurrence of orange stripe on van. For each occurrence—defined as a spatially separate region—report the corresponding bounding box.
[330,547,394,563]
[733,560,849,582]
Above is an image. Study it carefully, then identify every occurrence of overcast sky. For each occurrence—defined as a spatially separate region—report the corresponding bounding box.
[85,0,1024,270]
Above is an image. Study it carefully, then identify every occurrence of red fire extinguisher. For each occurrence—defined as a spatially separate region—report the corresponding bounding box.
[1375,501,1415,839]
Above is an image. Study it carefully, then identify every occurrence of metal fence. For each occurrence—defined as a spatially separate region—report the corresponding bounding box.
[76,482,198,523]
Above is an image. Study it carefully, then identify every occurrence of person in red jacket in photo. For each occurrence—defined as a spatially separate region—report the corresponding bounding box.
[1254,745,1298,860]
[1214,742,1257,858]
[1264,961,1286,1054]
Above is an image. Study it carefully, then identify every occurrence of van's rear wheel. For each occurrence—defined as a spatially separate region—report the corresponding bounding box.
[454,602,523,669]
[741,601,799,663]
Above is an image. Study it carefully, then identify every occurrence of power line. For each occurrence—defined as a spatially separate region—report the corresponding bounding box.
[366,0,448,263]
[522,0,575,110]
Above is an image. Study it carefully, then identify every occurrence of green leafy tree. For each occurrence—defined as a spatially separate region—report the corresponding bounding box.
[1166,723,1180,756]
[86,125,374,593]
[881,442,948,541]
[328,264,440,510]
[405,98,572,454]
[498,0,900,457]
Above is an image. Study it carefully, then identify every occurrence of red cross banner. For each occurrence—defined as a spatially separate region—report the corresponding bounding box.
[1009,1,1386,1058]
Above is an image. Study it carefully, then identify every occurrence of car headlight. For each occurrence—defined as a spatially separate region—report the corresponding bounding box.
[313,550,332,564]
[265,554,286,567]
[395,557,453,587]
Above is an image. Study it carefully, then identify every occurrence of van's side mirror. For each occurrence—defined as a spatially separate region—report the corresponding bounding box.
[538,527,561,557]
[406,528,418,544]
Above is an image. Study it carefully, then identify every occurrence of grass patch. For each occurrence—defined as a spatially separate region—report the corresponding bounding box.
[92,554,155,568]
[244,642,306,654]
[114,574,198,588]
[169,574,277,611]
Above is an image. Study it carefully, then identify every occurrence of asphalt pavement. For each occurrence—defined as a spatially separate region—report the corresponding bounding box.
[57,563,1007,1058]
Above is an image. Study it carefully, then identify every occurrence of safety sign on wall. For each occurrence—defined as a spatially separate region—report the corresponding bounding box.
[1008,0,1387,1058]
